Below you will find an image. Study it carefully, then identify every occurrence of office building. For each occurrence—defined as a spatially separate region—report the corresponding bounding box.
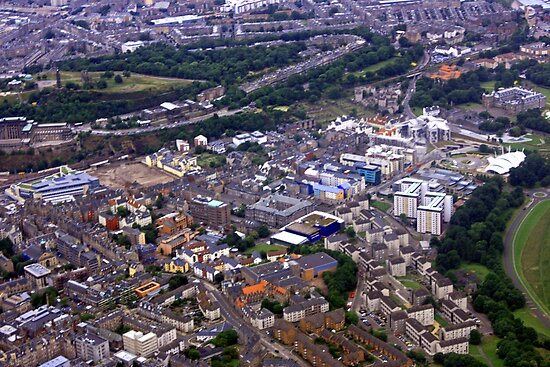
[76,333,110,364]
[38,356,70,367]
[123,330,158,357]
[9,166,100,204]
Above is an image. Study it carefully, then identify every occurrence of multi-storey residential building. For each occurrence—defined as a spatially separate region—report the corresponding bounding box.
[437,338,469,354]
[250,308,275,330]
[188,197,231,228]
[393,178,453,235]
[75,333,110,364]
[283,297,329,322]
[439,321,477,341]
[407,304,434,326]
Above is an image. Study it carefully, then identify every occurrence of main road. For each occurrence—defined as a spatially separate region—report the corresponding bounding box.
[503,188,550,330]
[201,281,310,367]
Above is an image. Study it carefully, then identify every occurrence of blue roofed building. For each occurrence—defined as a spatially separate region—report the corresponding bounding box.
[8,166,100,203]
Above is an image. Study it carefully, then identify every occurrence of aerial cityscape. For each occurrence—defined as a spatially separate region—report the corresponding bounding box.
[0,0,550,366]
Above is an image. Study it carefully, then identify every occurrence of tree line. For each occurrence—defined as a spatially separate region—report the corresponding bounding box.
[433,178,550,367]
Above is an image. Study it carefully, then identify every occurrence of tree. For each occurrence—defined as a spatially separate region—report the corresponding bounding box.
[214,272,224,284]
[211,330,239,347]
[345,226,356,239]
[155,193,164,209]
[184,347,200,360]
[114,75,123,84]
[469,329,481,345]
[168,274,188,290]
[257,225,270,238]
[345,311,359,326]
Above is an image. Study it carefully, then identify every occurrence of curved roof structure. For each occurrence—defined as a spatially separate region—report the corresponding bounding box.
[485,151,526,175]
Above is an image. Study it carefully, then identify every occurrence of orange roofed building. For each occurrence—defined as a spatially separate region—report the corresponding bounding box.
[235,279,288,308]
[428,65,462,81]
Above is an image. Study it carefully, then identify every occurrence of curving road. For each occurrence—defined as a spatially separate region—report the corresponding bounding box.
[503,189,550,330]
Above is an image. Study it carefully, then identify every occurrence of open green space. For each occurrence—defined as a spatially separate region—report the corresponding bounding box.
[468,336,505,367]
[244,243,286,255]
[480,80,496,92]
[196,152,226,169]
[513,307,550,338]
[458,262,491,282]
[457,102,483,111]
[506,134,550,157]
[481,336,505,367]
[297,96,374,126]
[352,57,400,76]
[41,71,193,94]
[398,278,423,290]
[412,106,423,116]
[434,313,449,327]
[371,200,391,212]
[513,200,550,317]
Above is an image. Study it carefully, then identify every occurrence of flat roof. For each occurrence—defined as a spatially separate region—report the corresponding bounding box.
[38,356,69,367]
[271,231,308,245]
[24,263,51,277]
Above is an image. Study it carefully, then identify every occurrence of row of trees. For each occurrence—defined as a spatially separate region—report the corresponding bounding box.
[59,42,307,84]
[434,178,550,366]
[0,81,210,123]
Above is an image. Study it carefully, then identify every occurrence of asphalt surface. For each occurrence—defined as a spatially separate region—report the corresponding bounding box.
[503,189,550,330]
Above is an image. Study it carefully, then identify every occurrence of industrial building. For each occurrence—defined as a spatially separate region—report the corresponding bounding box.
[246,194,313,228]
[271,211,344,246]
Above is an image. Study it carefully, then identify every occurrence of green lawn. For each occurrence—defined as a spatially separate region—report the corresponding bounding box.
[505,134,550,158]
[459,263,491,282]
[244,243,286,255]
[513,307,550,338]
[435,313,449,327]
[40,71,193,94]
[196,153,225,168]
[371,200,391,212]
[513,200,550,317]
[412,106,423,116]
[457,102,483,111]
[352,57,400,76]
[480,80,496,92]
[399,279,423,290]
[478,336,505,367]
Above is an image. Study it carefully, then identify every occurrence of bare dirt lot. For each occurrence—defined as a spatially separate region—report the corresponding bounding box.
[92,161,175,189]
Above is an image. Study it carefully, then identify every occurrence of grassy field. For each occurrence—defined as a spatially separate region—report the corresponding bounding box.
[298,96,374,126]
[40,71,193,94]
[459,262,491,282]
[513,307,550,338]
[480,80,496,92]
[371,200,391,212]
[351,57,400,77]
[514,200,550,317]
[196,153,225,168]
[505,134,550,158]
[468,336,504,367]
[457,102,483,111]
[482,336,505,367]
[244,243,286,255]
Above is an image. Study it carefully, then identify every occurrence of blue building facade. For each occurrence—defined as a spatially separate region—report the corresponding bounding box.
[356,164,381,185]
